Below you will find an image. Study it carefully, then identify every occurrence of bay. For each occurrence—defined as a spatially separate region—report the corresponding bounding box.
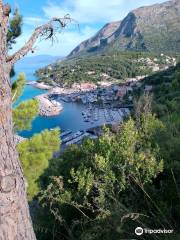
[14,56,105,138]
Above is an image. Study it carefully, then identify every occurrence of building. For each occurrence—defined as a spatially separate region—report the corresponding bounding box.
[80,83,97,91]
[116,86,127,98]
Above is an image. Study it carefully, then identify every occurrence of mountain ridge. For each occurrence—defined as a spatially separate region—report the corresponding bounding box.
[68,0,180,58]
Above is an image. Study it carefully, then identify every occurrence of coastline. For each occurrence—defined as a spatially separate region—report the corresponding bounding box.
[35,93,63,117]
[33,79,134,118]
[27,81,53,90]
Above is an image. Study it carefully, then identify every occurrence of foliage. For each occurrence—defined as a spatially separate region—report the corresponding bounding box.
[129,62,180,239]
[17,129,60,200]
[15,61,179,240]
[32,64,180,239]
[8,9,23,78]
[10,45,179,239]
[140,63,180,167]
[36,52,155,87]
[13,99,39,132]
[34,111,164,240]
[11,73,26,103]
[7,9,22,49]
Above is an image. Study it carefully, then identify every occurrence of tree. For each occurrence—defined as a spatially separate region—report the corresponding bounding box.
[13,99,39,132]
[7,8,22,49]
[17,129,60,200]
[0,1,70,238]
[8,8,22,77]
[11,72,26,102]
[36,112,164,240]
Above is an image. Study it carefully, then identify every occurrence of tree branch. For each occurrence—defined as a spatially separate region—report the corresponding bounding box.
[7,15,71,66]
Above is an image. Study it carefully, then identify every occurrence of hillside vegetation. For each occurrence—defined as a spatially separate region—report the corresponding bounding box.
[36,52,176,87]
[31,63,180,240]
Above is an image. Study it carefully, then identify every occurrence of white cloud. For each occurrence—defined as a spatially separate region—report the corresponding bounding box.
[43,0,125,23]
[23,17,47,27]
[43,0,166,24]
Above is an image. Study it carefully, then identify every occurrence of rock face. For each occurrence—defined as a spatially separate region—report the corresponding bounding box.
[68,0,180,57]
[69,21,121,56]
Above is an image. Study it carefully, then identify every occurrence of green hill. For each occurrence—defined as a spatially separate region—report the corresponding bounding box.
[36,52,177,87]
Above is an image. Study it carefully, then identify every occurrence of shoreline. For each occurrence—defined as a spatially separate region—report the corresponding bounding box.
[35,93,63,117]
[33,79,134,118]
[27,81,53,90]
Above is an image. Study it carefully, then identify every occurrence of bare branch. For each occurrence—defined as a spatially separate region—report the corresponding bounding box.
[7,15,72,66]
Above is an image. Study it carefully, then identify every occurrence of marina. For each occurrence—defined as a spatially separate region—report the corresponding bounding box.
[81,105,129,124]
[16,60,133,139]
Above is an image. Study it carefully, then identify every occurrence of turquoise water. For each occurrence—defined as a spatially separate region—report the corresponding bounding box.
[15,57,102,138]
[19,101,96,138]
[13,58,51,107]
[14,85,46,108]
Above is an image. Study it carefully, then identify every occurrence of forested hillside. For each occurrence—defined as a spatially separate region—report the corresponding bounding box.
[36,52,176,87]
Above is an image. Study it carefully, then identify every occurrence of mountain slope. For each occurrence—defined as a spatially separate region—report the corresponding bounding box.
[69,21,121,56]
[68,0,180,57]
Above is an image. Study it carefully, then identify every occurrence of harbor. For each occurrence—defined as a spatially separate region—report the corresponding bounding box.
[53,105,130,150]
[81,105,130,125]
[20,80,133,138]
[17,63,136,139]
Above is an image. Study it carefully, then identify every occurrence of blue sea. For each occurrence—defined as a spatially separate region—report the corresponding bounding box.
[14,56,102,138]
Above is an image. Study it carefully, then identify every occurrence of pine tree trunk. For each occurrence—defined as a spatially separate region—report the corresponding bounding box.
[0,1,67,236]
[0,70,36,240]
[0,1,36,239]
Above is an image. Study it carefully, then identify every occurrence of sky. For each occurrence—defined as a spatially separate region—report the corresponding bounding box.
[8,0,166,57]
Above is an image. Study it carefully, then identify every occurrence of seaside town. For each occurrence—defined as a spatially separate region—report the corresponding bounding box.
[28,54,177,147]
[31,81,132,148]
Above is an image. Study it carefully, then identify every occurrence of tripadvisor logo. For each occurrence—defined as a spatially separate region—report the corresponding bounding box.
[135,227,174,236]
[135,227,143,236]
